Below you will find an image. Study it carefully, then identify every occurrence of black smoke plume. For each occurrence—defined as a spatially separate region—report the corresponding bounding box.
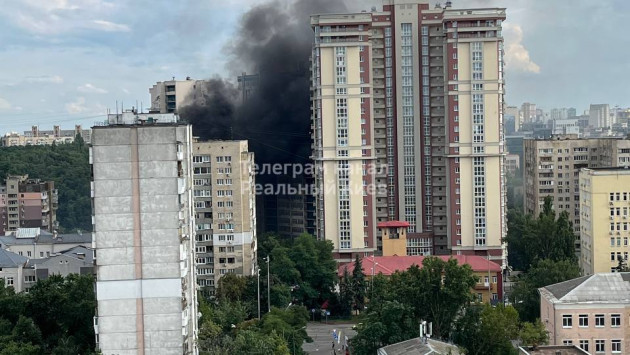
[180,0,348,166]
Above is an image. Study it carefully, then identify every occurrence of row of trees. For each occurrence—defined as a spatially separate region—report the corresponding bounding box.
[0,138,91,232]
[199,233,339,354]
[347,257,548,355]
[0,274,96,355]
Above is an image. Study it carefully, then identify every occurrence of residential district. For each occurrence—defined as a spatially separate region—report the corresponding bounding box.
[1,1,629,355]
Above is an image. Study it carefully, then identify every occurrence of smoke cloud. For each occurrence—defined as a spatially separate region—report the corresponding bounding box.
[180,0,348,166]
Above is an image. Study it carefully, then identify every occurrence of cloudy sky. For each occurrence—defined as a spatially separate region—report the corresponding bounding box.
[0,0,628,134]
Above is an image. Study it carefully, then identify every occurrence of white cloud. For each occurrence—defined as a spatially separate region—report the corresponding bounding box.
[24,75,64,84]
[65,97,88,113]
[92,20,130,32]
[0,98,11,109]
[503,23,540,74]
[77,83,108,94]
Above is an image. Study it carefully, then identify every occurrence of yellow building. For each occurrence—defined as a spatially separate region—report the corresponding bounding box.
[579,167,630,274]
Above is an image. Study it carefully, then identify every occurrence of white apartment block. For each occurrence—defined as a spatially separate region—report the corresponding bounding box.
[91,113,198,355]
[523,136,630,247]
[192,140,256,296]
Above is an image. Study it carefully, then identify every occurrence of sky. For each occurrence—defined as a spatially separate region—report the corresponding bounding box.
[1,0,629,134]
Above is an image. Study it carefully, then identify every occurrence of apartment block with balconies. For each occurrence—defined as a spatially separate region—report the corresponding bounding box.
[192,140,256,297]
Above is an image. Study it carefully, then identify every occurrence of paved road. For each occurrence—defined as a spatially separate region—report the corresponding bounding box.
[303,322,357,355]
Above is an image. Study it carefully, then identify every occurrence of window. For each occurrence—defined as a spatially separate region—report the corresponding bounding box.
[579,340,589,352]
[595,314,605,327]
[562,315,572,328]
[24,275,36,283]
[6,277,13,286]
[579,314,588,327]
[562,340,573,345]
[595,339,605,353]
[611,314,621,327]
[611,340,621,353]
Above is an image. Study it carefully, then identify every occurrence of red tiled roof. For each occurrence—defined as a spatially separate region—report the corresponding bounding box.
[377,221,410,228]
[338,255,502,277]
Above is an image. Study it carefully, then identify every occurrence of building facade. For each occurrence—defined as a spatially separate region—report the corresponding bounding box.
[1,125,91,146]
[91,113,198,354]
[149,78,205,114]
[579,168,630,275]
[0,176,58,236]
[521,102,537,124]
[523,136,630,244]
[192,140,256,296]
[589,104,611,129]
[539,273,630,354]
[311,0,507,265]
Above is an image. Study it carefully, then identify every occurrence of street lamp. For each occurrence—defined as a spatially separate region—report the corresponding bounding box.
[266,255,271,313]
[257,266,261,320]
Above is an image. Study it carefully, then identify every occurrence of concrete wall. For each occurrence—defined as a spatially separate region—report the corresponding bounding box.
[92,124,197,355]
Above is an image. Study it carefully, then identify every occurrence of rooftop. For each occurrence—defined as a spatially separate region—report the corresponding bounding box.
[378,337,461,355]
[338,255,501,277]
[1,229,92,246]
[539,273,630,304]
[0,248,28,268]
[518,345,590,355]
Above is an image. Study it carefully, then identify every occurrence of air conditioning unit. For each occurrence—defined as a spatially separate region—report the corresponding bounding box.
[624,216,627,219]
[610,202,615,206]
[611,216,615,220]
[617,232,621,235]
[609,231,614,235]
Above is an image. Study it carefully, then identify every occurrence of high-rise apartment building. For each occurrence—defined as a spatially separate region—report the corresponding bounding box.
[504,105,520,132]
[523,136,630,246]
[579,167,630,275]
[1,125,91,146]
[311,0,507,264]
[91,112,198,354]
[150,77,205,114]
[192,140,256,296]
[589,104,611,128]
[521,102,537,124]
[0,175,58,236]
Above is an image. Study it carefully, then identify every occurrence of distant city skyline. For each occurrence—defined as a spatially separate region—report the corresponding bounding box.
[1,0,629,134]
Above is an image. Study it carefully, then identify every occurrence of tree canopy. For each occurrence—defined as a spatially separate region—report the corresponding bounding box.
[510,259,581,322]
[350,257,478,354]
[0,275,96,354]
[0,140,91,232]
[506,196,576,272]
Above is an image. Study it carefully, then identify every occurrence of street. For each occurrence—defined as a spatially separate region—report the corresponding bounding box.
[302,322,357,355]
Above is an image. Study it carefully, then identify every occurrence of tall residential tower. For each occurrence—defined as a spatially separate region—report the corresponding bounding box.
[91,112,198,354]
[311,0,507,264]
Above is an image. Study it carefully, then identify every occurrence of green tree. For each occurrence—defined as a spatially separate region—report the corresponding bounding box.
[511,259,580,322]
[232,330,290,355]
[506,196,576,272]
[216,273,248,302]
[351,255,366,314]
[452,304,520,355]
[519,319,549,349]
[351,301,416,355]
[337,267,353,317]
[418,257,478,338]
[11,316,42,347]
[0,341,41,355]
